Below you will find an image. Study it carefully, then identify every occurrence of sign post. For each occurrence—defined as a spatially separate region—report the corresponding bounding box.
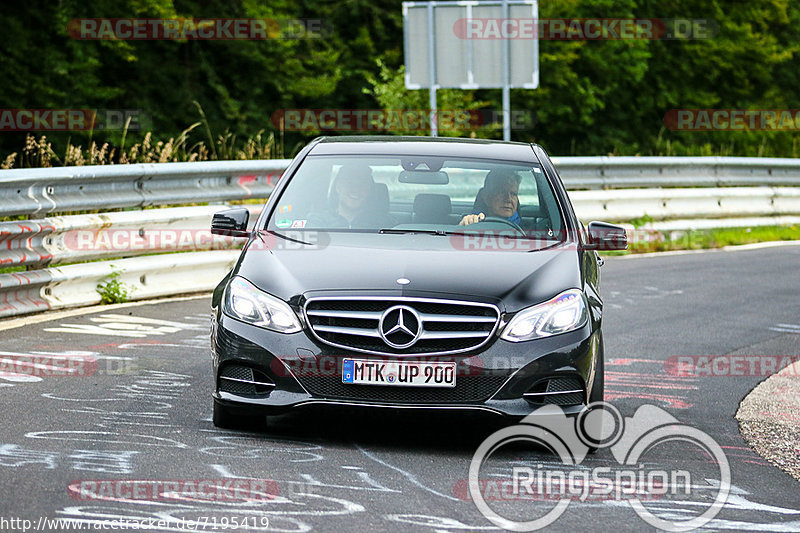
[501,0,511,141]
[427,2,438,136]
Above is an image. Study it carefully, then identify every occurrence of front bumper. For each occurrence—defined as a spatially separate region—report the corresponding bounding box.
[212,313,600,419]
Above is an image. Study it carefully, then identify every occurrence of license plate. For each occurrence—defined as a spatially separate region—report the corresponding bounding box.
[342,359,456,388]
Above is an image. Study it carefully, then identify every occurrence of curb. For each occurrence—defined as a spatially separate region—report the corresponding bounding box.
[736,359,800,482]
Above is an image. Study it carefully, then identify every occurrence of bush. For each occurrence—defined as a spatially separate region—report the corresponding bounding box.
[96,268,133,304]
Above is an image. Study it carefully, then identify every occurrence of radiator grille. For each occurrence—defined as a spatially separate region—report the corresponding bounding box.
[305,297,500,355]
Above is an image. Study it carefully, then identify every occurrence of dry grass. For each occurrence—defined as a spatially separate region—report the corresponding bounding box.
[1,118,278,169]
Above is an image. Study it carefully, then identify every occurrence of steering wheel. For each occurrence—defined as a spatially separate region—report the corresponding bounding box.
[474,216,526,235]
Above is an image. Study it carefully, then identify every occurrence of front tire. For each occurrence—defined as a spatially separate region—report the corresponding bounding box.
[588,361,604,405]
[589,334,605,404]
[585,335,605,454]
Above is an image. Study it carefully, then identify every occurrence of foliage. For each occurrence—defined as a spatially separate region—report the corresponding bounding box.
[363,61,494,137]
[629,214,655,229]
[1,0,799,161]
[97,268,133,304]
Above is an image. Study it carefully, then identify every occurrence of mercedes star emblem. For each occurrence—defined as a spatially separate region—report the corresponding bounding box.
[379,305,422,349]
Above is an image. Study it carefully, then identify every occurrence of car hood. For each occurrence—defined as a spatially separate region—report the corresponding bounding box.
[233,232,583,312]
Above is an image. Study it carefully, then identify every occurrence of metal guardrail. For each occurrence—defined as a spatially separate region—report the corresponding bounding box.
[0,160,282,317]
[0,251,240,318]
[2,156,800,319]
[0,204,263,317]
[552,156,800,189]
[0,205,262,269]
[569,186,800,221]
[0,160,285,217]
[2,156,800,217]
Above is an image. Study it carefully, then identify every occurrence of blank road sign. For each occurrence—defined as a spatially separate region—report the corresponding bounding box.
[403,0,539,89]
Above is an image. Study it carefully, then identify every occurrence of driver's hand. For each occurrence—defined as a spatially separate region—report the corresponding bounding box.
[459,213,485,226]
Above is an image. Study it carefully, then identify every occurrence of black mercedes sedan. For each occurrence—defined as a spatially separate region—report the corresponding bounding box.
[210,136,626,428]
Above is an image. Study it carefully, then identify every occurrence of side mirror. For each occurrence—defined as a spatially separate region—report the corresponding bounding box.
[211,207,250,237]
[586,221,627,250]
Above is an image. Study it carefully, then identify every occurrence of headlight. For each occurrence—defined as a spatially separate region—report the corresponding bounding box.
[223,276,302,333]
[501,289,588,342]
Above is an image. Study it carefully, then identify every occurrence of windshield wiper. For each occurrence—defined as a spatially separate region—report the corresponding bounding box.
[378,228,449,236]
[448,228,530,239]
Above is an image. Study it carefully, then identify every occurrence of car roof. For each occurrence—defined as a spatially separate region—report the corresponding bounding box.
[309,135,541,162]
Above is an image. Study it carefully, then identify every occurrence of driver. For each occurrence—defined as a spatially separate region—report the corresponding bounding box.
[459,169,522,226]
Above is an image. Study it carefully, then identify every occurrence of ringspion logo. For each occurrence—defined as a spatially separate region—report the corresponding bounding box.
[468,402,730,531]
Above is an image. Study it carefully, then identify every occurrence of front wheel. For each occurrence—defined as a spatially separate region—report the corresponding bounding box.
[213,400,266,431]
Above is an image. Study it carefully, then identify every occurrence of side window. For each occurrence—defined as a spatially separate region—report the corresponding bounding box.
[517,170,540,207]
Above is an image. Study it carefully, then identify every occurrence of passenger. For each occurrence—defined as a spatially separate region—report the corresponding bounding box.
[308,164,392,228]
[459,169,522,226]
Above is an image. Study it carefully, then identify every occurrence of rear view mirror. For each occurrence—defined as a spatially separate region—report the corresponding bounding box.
[587,221,627,250]
[211,207,250,237]
[398,170,449,185]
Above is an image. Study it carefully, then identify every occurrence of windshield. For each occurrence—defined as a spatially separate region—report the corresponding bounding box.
[266,155,564,241]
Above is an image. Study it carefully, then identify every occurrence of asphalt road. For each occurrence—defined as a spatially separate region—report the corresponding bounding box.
[1,244,799,532]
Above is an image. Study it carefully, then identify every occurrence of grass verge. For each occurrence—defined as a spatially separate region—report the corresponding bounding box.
[601,225,800,256]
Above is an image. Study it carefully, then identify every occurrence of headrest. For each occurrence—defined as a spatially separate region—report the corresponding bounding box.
[413,193,452,224]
